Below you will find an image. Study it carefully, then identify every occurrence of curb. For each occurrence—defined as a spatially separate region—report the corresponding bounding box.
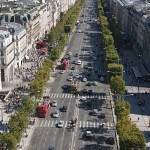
[109,91,120,150]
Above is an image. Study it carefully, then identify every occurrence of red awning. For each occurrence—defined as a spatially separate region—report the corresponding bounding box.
[40,47,48,53]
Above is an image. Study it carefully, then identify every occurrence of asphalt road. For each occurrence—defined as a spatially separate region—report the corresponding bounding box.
[29,0,117,150]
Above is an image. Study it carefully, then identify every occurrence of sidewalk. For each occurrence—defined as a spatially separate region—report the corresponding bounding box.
[121,48,150,149]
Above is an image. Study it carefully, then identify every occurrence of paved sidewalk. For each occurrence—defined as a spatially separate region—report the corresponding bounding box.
[121,48,150,149]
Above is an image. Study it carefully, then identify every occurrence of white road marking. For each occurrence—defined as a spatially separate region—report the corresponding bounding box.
[62,94,64,98]
[40,120,44,127]
[79,121,82,128]
[65,94,67,98]
[44,120,47,127]
[53,93,56,98]
[47,120,50,127]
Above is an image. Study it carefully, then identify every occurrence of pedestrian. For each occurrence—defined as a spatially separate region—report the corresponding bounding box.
[138,117,139,121]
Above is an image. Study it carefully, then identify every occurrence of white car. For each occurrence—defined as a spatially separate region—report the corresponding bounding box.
[68,77,73,81]
[100,76,104,82]
[83,78,87,82]
[60,70,65,74]
[92,81,98,86]
[57,120,64,128]
[53,110,59,118]
[81,96,86,101]
[77,60,81,65]
[78,30,82,33]
[68,52,72,56]
[51,100,57,107]
[76,74,80,79]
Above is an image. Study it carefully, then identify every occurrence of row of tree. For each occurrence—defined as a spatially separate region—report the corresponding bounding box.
[29,59,54,98]
[0,96,35,150]
[0,1,86,148]
[50,0,85,61]
[48,0,85,46]
[97,0,146,149]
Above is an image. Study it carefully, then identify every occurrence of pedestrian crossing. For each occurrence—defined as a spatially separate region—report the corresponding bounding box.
[38,120,114,129]
[48,93,107,99]
[54,69,104,73]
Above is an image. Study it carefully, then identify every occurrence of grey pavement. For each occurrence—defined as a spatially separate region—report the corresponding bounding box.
[121,48,150,149]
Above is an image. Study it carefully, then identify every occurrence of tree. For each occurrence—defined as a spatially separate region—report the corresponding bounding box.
[0,132,17,150]
[110,75,125,95]
[115,100,130,120]
[107,63,123,79]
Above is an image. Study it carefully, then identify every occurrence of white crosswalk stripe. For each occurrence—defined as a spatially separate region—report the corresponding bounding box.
[48,93,107,99]
[38,120,114,129]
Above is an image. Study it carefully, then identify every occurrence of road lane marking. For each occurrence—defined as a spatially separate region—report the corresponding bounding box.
[40,120,44,127]
[65,94,67,98]
[44,120,47,127]
[56,93,59,98]
[89,122,92,128]
[51,120,54,127]
[53,93,56,98]
[65,121,68,127]
[97,122,99,128]
[62,94,64,98]
[47,120,50,127]
[93,122,96,128]
[50,93,53,98]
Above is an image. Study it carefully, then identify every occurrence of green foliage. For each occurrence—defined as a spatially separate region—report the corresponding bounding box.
[107,63,123,78]
[29,59,54,98]
[110,75,125,95]
[115,100,130,120]
[0,132,17,150]
[117,116,146,150]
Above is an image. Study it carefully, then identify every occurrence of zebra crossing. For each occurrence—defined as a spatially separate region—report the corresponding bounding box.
[54,69,105,73]
[48,93,107,99]
[38,120,114,129]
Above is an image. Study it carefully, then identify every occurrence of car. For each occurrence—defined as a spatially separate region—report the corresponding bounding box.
[94,57,97,61]
[106,137,115,145]
[62,85,68,89]
[68,52,72,55]
[61,105,67,112]
[87,63,92,66]
[49,146,56,150]
[68,77,73,81]
[99,113,105,119]
[76,74,80,79]
[94,69,98,73]
[51,100,57,107]
[78,30,82,33]
[80,96,86,101]
[92,81,98,86]
[72,60,76,64]
[88,90,93,94]
[86,82,92,86]
[87,72,92,76]
[85,131,92,138]
[57,120,64,128]
[100,76,104,82]
[75,54,78,57]
[82,89,88,93]
[53,110,59,118]
[93,109,99,116]
[84,65,88,69]
[83,78,87,82]
[77,60,81,65]
[59,70,65,74]
[71,66,75,70]
[70,72,73,76]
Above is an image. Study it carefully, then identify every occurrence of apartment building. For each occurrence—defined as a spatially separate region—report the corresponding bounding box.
[115,0,137,33]
[0,29,15,83]
[128,2,150,71]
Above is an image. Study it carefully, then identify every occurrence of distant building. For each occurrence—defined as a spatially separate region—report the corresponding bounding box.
[128,1,150,71]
